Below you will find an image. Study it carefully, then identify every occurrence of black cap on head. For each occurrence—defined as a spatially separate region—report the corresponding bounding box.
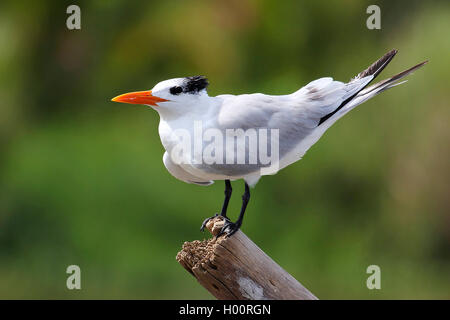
[183,76,209,93]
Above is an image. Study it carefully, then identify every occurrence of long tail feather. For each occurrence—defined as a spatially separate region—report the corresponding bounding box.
[319,49,398,125]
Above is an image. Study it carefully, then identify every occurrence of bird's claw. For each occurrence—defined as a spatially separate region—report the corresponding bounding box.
[200,213,219,232]
[216,220,241,238]
[200,214,240,237]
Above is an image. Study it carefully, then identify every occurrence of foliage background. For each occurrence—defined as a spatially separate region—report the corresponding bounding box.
[0,0,449,299]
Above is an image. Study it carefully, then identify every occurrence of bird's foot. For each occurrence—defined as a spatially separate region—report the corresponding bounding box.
[216,219,241,238]
[200,213,225,232]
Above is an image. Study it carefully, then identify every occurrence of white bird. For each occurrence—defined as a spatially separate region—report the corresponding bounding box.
[112,49,427,236]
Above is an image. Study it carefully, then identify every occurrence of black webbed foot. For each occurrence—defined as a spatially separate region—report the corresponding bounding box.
[216,219,242,238]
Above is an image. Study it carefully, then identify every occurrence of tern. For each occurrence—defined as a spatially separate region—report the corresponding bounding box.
[112,49,427,237]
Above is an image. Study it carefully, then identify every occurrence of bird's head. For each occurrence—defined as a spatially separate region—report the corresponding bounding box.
[111,76,209,115]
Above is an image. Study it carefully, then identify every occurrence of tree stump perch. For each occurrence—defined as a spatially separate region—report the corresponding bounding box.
[176,216,317,300]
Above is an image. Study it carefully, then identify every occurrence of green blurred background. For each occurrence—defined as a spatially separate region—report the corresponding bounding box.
[0,0,449,299]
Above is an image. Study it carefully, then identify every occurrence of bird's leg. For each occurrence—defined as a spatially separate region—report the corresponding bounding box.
[219,179,232,219]
[200,180,232,231]
[217,182,250,238]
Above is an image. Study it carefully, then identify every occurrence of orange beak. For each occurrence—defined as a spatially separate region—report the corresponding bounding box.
[111,90,169,106]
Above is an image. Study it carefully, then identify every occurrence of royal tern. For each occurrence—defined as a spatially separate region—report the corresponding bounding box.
[112,49,427,237]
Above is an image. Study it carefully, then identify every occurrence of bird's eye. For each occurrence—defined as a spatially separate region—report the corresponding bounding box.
[170,86,183,95]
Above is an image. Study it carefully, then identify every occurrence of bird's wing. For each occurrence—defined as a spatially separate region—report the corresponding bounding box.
[215,76,372,164]
[184,77,372,180]
[217,77,372,130]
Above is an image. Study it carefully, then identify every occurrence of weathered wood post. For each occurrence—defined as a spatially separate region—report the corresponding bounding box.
[176,216,317,300]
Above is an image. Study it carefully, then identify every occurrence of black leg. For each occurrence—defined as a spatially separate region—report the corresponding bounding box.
[200,180,233,231]
[217,182,250,237]
[220,180,232,218]
[235,182,250,229]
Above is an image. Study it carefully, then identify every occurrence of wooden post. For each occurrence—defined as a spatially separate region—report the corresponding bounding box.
[176,216,318,300]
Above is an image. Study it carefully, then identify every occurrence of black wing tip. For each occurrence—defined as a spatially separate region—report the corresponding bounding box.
[319,52,427,127]
[356,49,398,79]
[389,48,399,55]
[319,49,397,126]
[417,60,429,67]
